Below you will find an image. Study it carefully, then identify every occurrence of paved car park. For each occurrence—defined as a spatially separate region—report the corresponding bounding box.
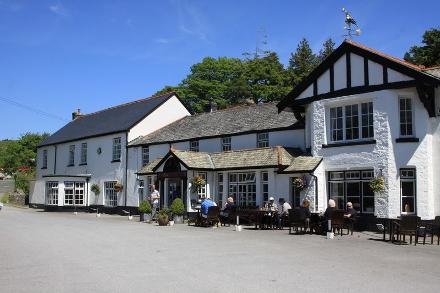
[1,206,439,293]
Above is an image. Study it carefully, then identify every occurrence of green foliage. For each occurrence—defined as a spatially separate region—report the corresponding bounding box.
[138,200,152,214]
[288,38,319,85]
[369,176,385,193]
[404,28,440,67]
[318,38,336,61]
[157,207,170,222]
[0,193,9,204]
[91,183,100,195]
[0,132,49,175]
[170,198,185,215]
[14,170,34,195]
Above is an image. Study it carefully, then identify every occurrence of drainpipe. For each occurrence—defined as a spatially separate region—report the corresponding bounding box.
[124,132,129,208]
[86,177,89,209]
[53,145,57,174]
[309,173,318,212]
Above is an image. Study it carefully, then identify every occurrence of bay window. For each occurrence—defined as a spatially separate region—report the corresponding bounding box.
[329,102,374,142]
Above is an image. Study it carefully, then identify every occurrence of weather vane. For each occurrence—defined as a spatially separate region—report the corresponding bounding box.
[342,8,361,39]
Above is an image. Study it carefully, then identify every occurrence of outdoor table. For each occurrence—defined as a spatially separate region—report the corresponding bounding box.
[377,217,400,241]
[255,209,278,230]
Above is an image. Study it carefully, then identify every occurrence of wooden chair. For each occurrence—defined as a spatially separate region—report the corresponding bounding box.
[393,215,421,245]
[220,206,237,226]
[426,216,440,245]
[200,206,220,227]
[331,210,346,236]
[288,208,307,234]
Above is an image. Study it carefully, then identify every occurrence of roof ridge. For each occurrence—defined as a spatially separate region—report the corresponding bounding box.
[344,39,423,71]
[77,91,175,118]
[423,65,440,70]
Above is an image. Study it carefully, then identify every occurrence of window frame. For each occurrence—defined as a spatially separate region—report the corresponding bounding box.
[328,102,374,143]
[190,140,199,152]
[141,146,149,166]
[228,171,257,207]
[68,145,75,166]
[80,143,87,165]
[42,149,48,169]
[257,132,269,148]
[45,181,59,205]
[400,168,416,215]
[221,137,231,152]
[399,97,414,138]
[217,173,224,207]
[197,172,207,198]
[261,171,269,205]
[112,137,122,162]
[104,181,118,207]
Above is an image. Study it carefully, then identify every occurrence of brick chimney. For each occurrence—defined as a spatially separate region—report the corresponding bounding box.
[72,108,82,120]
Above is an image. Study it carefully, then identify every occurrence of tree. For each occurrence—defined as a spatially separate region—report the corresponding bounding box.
[318,38,336,61]
[404,28,440,67]
[288,38,319,85]
[0,132,49,174]
[243,52,290,103]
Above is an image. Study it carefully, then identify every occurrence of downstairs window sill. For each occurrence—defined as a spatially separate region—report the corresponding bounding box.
[395,137,419,143]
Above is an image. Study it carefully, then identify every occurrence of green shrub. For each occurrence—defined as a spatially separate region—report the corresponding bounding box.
[91,183,100,195]
[0,193,9,204]
[158,207,170,217]
[138,200,152,214]
[171,198,185,215]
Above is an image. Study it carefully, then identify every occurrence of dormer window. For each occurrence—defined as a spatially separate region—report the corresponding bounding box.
[257,132,269,148]
[329,102,374,143]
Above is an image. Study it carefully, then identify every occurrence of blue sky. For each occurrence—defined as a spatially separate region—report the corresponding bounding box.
[0,0,439,139]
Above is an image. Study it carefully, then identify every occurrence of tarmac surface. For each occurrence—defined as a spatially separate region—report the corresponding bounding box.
[1,206,439,293]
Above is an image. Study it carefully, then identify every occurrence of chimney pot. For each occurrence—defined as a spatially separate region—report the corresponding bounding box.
[72,108,82,120]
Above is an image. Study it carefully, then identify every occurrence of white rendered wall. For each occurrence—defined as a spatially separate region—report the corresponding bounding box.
[333,54,347,90]
[317,70,330,94]
[309,88,436,218]
[368,60,383,85]
[128,95,191,141]
[350,53,364,87]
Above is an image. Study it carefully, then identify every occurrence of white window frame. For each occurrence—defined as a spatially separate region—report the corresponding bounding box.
[261,171,269,205]
[138,179,145,202]
[46,181,58,205]
[141,146,149,166]
[42,149,48,169]
[257,132,269,148]
[105,181,118,207]
[221,137,231,151]
[399,97,414,137]
[68,145,75,166]
[112,137,122,161]
[228,171,257,207]
[217,173,224,207]
[197,172,207,198]
[190,140,199,152]
[400,168,416,215]
[64,181,85,206]
[328,101,374,143]
[80,143,87,165]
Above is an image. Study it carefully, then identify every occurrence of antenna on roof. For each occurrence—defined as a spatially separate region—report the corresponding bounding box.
[255,27,269,59]
[342,8,361,39]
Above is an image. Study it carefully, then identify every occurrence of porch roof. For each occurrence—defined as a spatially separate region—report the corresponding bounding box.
[137,147,322,174]
[280,156,323,173]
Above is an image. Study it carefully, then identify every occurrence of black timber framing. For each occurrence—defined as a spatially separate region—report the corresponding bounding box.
[277,40,440,114]
[346,52,351,88]
[363,57,369,86]
[383,66,388,84]
[330,64,335,92]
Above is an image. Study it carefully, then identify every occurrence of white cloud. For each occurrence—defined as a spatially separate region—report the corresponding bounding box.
[49,3,68,17]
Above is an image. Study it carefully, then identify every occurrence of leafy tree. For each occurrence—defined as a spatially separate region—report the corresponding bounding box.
[404,28,440,67]
[288,38,319,85]
[0,132,49,174]
[243,52,290,103]
[318,38,336,61]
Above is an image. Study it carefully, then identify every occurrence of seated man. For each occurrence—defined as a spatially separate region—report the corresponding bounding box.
[219,197,237,222]
[345,202,357,218]
[298,199,311,229]
[200,196,217,218]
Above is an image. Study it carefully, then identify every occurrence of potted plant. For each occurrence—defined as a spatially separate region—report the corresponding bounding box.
[292,177,307,191]
[157,208,170,226]
[114,182,123,193]
[369,176,385,193]
[191,176,206,193]
[138,200,152,222]
[171,197,185,224]
[91,183,101,216]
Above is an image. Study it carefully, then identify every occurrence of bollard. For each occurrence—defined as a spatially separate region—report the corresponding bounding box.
[235,215,242,231]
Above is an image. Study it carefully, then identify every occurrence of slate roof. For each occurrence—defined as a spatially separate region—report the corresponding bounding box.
[39,92,178,147]
[281,156,323,173]
[129,103,302,146]
[424,66,440,78]
[137,147,321,174]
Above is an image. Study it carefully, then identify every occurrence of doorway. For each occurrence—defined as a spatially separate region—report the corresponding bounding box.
[167,178,183,207]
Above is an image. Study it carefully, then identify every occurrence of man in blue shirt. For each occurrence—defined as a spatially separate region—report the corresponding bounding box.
[201,196,217,218]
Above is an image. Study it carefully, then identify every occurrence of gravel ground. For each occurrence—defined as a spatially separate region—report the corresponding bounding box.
[1,206,439,293]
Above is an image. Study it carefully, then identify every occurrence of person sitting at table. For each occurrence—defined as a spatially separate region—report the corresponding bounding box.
[321,199,337,232]
[345,202,357,218]
[201,196,217,218]
[277,198,291,229]
[219,197,237,223]
[298,199,312,230]
[265,197,278,211]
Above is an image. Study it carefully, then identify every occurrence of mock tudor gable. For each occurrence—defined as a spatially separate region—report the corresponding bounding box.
[277,40,440,117]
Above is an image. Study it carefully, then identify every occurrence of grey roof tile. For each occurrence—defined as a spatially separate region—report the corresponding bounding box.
[129,102,303,146]
[282,156,323,173]
[39,92,177,147]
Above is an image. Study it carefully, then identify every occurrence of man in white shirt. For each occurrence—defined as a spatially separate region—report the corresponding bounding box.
[278,198,292,229]
[149,184,160,220]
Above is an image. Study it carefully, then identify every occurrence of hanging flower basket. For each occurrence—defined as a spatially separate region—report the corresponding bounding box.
[114,182,123,193]
[191,176,206,192]
[91,183,100,195]
[369,176,385,193]
[292,177,307,191]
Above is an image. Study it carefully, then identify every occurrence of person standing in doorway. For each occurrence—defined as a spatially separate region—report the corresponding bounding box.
[149,184,160,220]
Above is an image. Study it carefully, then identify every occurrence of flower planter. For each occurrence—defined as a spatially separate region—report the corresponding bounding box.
[140,213,152,222]
[158,216,169,226]
[174,215,184,224]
